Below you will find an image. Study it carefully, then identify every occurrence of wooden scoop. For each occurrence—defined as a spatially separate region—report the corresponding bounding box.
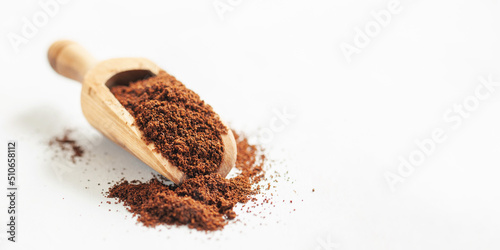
[47,40,236,184]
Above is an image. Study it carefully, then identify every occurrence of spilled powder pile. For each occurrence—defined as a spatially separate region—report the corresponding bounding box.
[49,129,85,163]
[107,132,265,231]
[110,71,227,178]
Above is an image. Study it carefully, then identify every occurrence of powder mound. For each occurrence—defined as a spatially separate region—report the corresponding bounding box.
[108,178,226,230]
[107,131,266,231]
[175,173,252,217]
[111,71,228,178]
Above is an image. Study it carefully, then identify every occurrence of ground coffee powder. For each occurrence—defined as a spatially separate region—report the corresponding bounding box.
[107,131,265,231]
[49,129,85,163]
[107,71,267,230]
[111,71,228,178]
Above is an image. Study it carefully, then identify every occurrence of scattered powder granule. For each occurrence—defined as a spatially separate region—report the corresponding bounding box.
[49,129,85,163]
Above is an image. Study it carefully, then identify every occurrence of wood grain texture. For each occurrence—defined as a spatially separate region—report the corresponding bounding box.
[48,40,97,82]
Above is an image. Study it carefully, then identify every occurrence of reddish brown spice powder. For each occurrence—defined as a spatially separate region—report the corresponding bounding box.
[110,71,227,178]
[49,129,85,163]
[107,131,265,231]
[107,71,267,230]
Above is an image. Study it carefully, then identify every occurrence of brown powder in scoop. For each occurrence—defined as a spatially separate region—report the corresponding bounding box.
[110,71,227,178]
[107,131,265,231]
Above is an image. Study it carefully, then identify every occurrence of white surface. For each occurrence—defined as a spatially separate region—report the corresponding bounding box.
[1,0,500,249]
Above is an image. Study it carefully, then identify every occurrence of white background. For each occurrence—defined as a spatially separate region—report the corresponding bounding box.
[1,0,500,249]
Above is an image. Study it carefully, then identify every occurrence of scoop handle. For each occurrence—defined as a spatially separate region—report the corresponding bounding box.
[48,40,97,83]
